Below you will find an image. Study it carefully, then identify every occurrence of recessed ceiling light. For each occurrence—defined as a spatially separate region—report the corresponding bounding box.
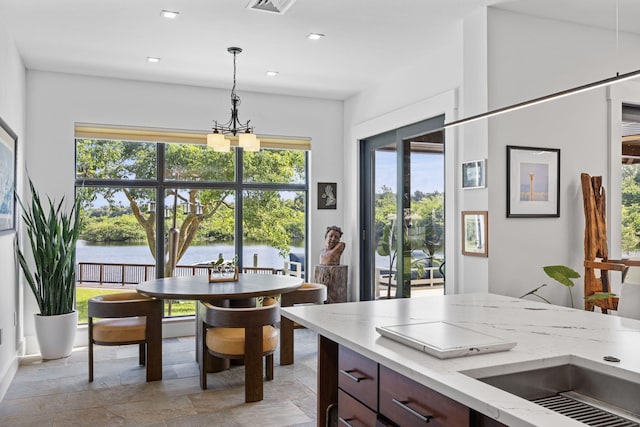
[306,33,324,40]
[160,10,179,19]
[147,57,161,63]
[266,71,279,77]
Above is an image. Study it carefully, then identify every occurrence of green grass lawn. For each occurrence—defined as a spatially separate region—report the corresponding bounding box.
[76,288,196,323]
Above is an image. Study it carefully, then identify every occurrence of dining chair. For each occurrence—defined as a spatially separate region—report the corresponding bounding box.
[88,291,163,382]
[242,267,278,305]
[280,282,327,365]
[617,283,640,320]
[200,299,280,402]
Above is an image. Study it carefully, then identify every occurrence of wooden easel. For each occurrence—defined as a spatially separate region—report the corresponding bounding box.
[581,173,640,311]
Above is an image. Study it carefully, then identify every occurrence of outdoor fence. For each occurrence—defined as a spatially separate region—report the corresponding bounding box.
[76,262,210,286]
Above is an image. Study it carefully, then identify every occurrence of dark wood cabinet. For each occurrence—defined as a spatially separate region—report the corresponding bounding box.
[338,345,379,412]
[338,389,378,426]
[331,344,505,427]
[379,365,469,427]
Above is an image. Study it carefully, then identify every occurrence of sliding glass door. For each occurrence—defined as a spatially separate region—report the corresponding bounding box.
[360,116,445,300]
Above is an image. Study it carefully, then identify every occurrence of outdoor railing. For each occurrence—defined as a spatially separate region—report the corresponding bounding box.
[77,262,210,286]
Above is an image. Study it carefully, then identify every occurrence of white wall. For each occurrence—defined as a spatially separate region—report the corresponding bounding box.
[485,9,640,305]
[24,70,343,355]
[0,11,26,401]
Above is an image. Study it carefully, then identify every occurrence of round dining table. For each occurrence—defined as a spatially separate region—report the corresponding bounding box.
[136,273,304,371]
[136,273,303,301]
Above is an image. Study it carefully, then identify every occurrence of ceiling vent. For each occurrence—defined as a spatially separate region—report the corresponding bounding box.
[246,0,296,14]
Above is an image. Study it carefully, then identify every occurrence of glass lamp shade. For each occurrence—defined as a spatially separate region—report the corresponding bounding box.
[239,132,260,151]
[207,132,231,152]
[244,138,261,152]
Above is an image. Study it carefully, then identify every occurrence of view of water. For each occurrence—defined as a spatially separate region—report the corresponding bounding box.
[76,240,303,268]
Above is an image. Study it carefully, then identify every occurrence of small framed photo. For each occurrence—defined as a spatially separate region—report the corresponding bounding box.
[507,146,560,218]
[462,211,488,257]
[318,182,337,210]
[462,159,486,189]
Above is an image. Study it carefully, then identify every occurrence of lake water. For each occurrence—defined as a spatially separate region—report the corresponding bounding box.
[76,240,303,268]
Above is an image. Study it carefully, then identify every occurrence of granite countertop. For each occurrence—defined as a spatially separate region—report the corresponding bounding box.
[281,293,640,427]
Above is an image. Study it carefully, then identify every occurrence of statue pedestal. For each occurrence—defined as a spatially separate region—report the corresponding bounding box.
[314,264,348,303]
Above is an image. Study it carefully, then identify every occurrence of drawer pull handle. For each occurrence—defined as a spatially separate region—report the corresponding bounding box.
[339,369,367,383]
[338,417,354,426]
[392,398,434,423]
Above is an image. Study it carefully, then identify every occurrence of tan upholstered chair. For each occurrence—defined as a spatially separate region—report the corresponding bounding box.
[200,299,280,402]
[280,282,327,365]
[88,292,163,382]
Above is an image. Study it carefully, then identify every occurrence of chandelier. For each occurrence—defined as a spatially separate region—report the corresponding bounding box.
[207,47,260,152]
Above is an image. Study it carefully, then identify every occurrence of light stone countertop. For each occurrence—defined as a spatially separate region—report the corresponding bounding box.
[281,293,640,427]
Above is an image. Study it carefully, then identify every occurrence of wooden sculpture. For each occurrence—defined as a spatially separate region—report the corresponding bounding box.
[581,173,640,311]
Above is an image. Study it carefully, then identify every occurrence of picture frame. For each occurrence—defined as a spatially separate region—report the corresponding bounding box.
[461,211,488,257]
[318,182,337,210]
[506,145,560,218]
[0,116,17,234]
[462,159,486,189]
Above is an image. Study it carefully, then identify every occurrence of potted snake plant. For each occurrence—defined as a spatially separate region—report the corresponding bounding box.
[16,179,81,359]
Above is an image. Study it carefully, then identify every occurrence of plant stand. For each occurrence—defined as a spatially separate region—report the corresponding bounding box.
[313,264,347,303]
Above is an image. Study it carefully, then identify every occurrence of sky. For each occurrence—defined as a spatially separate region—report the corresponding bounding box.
[375,151,444,194]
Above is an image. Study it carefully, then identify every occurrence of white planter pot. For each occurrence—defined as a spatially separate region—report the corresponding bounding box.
[34,311,78,359]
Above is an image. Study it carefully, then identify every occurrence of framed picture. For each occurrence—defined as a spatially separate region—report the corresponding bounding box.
[462,211,488,257]
[507,145,560,218]
[462,159,486,189]
[0,116,17,234]
[318,182,337,209]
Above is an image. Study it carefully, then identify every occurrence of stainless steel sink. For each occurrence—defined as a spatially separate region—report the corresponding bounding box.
[464,357,640,426]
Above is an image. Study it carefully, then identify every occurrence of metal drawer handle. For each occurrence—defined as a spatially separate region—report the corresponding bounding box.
[392,398,434,423]
[339,369,367,383]
[338,417,354,426]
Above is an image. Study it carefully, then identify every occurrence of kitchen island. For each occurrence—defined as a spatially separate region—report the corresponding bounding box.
[281,293,640,426]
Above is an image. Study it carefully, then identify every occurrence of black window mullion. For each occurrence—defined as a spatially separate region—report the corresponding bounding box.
[156,143,166,278]
[236,148,244,268]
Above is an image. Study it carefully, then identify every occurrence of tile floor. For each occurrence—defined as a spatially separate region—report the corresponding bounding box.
[0,328,319,427]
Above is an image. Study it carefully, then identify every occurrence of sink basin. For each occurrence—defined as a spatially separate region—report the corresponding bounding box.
[463,356,640,426]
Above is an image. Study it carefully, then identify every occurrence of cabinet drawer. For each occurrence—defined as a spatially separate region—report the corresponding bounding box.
[379,365,469,427]
[338,389,378,427]
[338,345,378,411]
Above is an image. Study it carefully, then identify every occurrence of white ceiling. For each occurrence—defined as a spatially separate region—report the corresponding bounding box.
[2,0,640,100]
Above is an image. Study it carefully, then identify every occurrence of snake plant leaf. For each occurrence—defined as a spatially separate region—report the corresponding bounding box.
[16,179,81,316]
[543,265,581,288]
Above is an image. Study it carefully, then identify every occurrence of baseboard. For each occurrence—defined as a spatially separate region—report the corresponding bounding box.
[0,354,19,403]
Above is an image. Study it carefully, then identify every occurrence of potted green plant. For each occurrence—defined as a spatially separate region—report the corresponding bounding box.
[16,179,81,359]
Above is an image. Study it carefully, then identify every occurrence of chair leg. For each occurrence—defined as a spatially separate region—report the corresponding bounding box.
[88,340,94,382]
[88,319,94,383]
[265,354,274,381]
[245,326,263,402]
[200,323,208,390]
[280,316,294,365]
[139,343,145,366]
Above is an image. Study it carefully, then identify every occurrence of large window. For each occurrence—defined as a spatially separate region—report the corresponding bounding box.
[74,132,308,319]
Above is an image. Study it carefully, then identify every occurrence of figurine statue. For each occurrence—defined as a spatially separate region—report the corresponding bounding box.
[319,225,345,265]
